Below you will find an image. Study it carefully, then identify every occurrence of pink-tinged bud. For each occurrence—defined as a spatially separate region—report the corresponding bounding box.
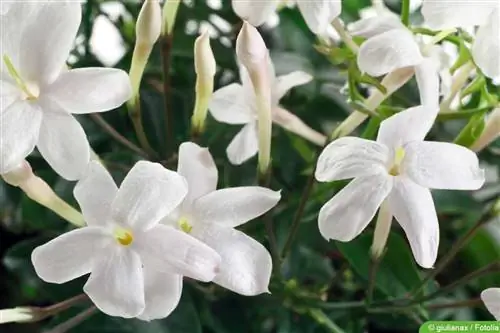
[136,0,162,46]
[2,161,32,187]
[471,107,500,152]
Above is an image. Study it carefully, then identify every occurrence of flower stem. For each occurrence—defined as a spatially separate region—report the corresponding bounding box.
[128,96,157,157]
[161,34,174,157]
[440,61,475,113]
[89,113,153,159]
[409,209,494,297]
[331,18,359,54]
[400,0,410,26]
[44,306,97,333]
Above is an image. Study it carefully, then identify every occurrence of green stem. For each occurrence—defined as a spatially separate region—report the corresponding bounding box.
[410,209,493,297]
[128,97,157,157]
[161,34,174,157]
[366,255,382,305]
[44,306,97,333]
[401,0,410,26]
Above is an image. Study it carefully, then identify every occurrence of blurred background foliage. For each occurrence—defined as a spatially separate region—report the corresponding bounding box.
[1,0,500,332]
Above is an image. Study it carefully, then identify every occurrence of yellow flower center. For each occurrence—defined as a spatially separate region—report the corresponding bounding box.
[388,147,406,176]
[3,54,39,100]
[114,227,134,246]
[178,217,193,234]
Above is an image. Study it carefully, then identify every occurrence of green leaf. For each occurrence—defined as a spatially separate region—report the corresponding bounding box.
[453,114,486,147]
[336,231,423,298]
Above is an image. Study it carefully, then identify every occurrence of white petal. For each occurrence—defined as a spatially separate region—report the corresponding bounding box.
[47,68,132,114]
[209,84,255,124]
[348,15,405,38]
[177,142,217,208]
[297,0,342,35]
[36,108,90,181]
[84,246,145,318]
[315,137,389,182]
[0,78,20,112]
[481,288,500,320]
[134,224,221,282]
[422,1,496,29]
[387,177,439,268]
[137,267,182,321]
[357,29,423,77]
[472,9,500,81]
[273,71,313,101]
[74,161,118,227]
[111,161,187,231]
[377,106,436,149]
[226,122,259,165]
[318,173,393,241]
[415,57,440,108]
[272,107,327,146]
[31,227,111,284]
[403,141,485,190]
[232,0,279,26]
[0,101,42,174]
[19,3,81,84]
[192,224,271,296]
[192,187,281,228]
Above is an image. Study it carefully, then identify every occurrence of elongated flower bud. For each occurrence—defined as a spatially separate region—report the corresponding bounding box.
[470,107,500,153]
[236,22,272,175]
[2,161,85,227]
[0,307,37,324]
[162,0,180,36]
[191,30,216,135]
[129,0,162,105]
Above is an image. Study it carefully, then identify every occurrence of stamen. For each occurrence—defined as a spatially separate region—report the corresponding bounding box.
[114,228,134,246]
[3,54,37,100]
[178,217,193,234]
[389,147,406,176]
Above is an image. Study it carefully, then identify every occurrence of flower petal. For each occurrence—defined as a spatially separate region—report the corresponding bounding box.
[387,177,439,268]
[226,122,259,165]
[231,0,279,26]
[209,84,255,124]
[192,187,281,228]
[415,57,440,108]
[0,100,42,174]
[112,161,187,231]
[422,1,496,29]
[84,246,145,318]
[47,68,132,114]
[0,78,21,112]
[192,224,271,296]
[357,29,423,77]
[481,288,500,320]
[31,227,111,284]
[273,71,313,101]
[296,0,342,35]
[472,8,500,81]
[348,15,405,38]
[318,173,393,241]
[403,141,485,190]
[137,266,183,321]
[19,3,81,84]
[177,142,218,209]
[377,106,436,149]
[134,224,221,282]
[315,137,389,182]
[74,161,118,227]
[36,108,90,181]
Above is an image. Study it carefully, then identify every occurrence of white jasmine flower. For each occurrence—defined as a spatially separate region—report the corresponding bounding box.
[482,288,500,320]
[422,0,500,81]
[209,56,324,165]
[1,2,131,180]
[32,161,221,320]
[232,0,341,35]
[163,142,281,296]
[315,106,485,268]
[349,15,441,108]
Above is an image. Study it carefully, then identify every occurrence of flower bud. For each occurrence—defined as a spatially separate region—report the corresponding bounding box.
[191,30,216,134]
[136,0,162,46]
[162,0,180,36]
[470,107,500,152]
[0,307,38,324]
[236,22,272,175]
[2,161,32,187]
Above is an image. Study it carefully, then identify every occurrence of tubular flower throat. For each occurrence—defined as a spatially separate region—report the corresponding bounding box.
[388,147,406,176]
[3,55,39,100]
[178,217,193,233]
[114,227,134,246]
